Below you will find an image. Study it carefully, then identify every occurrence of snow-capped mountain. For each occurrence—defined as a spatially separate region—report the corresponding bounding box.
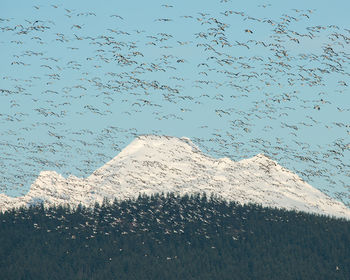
[1,135,349,219]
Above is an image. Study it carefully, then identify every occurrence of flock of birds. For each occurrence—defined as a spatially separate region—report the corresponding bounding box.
[0,1,349,205]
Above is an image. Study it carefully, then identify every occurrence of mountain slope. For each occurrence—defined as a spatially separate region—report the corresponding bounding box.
[1,194,349,280]
[1,135,349,219]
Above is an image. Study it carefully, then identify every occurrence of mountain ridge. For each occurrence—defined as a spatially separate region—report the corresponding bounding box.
[1,134,349,219]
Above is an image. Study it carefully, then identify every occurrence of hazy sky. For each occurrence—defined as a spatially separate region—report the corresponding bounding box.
[1,0,349,204]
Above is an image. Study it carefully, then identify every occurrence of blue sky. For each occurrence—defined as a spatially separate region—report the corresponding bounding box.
[0,0,349,204]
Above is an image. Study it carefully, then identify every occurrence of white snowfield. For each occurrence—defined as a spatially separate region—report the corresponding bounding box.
[1,135,349,219]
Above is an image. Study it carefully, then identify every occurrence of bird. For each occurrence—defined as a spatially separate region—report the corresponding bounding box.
[0,0,349,207]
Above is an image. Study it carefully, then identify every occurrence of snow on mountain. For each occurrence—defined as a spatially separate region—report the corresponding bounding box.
[1,135,349,219]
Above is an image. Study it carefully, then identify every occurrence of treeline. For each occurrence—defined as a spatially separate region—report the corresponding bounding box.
[0,193,349,279]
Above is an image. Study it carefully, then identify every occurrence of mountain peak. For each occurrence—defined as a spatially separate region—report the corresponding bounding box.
[254,153,270,159]
[111,134,201,160]
[247,153,273,161]
[135,134,199,148]
[1,135,349,219]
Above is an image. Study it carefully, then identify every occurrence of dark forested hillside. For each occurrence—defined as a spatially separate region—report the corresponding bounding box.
[1,193,349,280]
